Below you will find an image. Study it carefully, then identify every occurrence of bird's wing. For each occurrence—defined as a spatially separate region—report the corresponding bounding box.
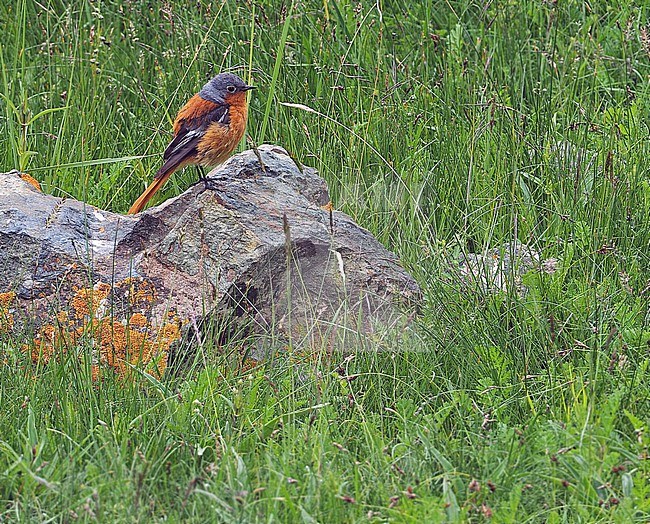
[155,104,230,179]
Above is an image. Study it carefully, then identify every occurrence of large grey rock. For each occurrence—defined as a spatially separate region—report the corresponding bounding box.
[0,146,420,374]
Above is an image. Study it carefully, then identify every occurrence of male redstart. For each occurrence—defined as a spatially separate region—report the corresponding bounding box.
[127,73,254,214]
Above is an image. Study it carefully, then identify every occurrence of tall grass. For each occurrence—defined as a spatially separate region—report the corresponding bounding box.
[1,0,650,521]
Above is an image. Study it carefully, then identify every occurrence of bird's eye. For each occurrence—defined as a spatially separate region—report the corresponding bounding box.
[226,85,236,93]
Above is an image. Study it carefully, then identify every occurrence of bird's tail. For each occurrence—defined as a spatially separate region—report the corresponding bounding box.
[127,171,172,215]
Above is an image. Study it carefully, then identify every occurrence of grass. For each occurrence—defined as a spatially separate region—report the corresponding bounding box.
[2,0,650,521]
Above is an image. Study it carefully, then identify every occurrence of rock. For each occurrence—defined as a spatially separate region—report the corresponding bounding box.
[455,241,543,295]
[454,240,559,296]
[0,146,420,376]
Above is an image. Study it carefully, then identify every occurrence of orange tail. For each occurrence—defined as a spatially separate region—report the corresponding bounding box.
[127,172,172,215]
[127,166,176,215]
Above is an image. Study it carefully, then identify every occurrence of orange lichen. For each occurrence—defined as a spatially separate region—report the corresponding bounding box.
[22,279,182,381]
[117,278,157,306]
[97,319,128,367]
[71,283,111,320]
[27,324,58,364]
[0,292,15,309]
[129,312,148,327]
[20,173,42,192]
[92,313,180,378]
[240,357,260,373]
[0,291,16,334]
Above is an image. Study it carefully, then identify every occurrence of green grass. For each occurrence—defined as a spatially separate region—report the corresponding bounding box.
[2,0,650,521]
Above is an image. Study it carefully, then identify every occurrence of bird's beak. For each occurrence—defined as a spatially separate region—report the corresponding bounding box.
[244,85,256,91]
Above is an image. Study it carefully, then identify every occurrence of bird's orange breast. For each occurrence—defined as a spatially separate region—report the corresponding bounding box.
[196,91,248,166]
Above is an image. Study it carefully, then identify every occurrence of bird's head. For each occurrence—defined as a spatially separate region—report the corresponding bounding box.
[199,73,255,104]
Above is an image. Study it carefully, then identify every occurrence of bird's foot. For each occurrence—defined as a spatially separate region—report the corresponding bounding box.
[189,175,218,191]
[200,177,220,192]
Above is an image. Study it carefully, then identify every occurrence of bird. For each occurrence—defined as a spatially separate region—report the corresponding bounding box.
[127,72,255,214]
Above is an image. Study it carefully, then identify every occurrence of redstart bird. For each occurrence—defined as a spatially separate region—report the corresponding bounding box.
[127,73,255,214]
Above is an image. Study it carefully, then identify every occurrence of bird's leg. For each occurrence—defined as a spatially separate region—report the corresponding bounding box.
[194,165,218,191]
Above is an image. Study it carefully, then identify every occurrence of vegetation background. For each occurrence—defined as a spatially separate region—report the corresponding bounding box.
[1,0,650,521]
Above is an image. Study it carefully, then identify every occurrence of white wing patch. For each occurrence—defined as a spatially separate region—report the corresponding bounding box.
[217,108,229,124]
[170,129,203,154]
